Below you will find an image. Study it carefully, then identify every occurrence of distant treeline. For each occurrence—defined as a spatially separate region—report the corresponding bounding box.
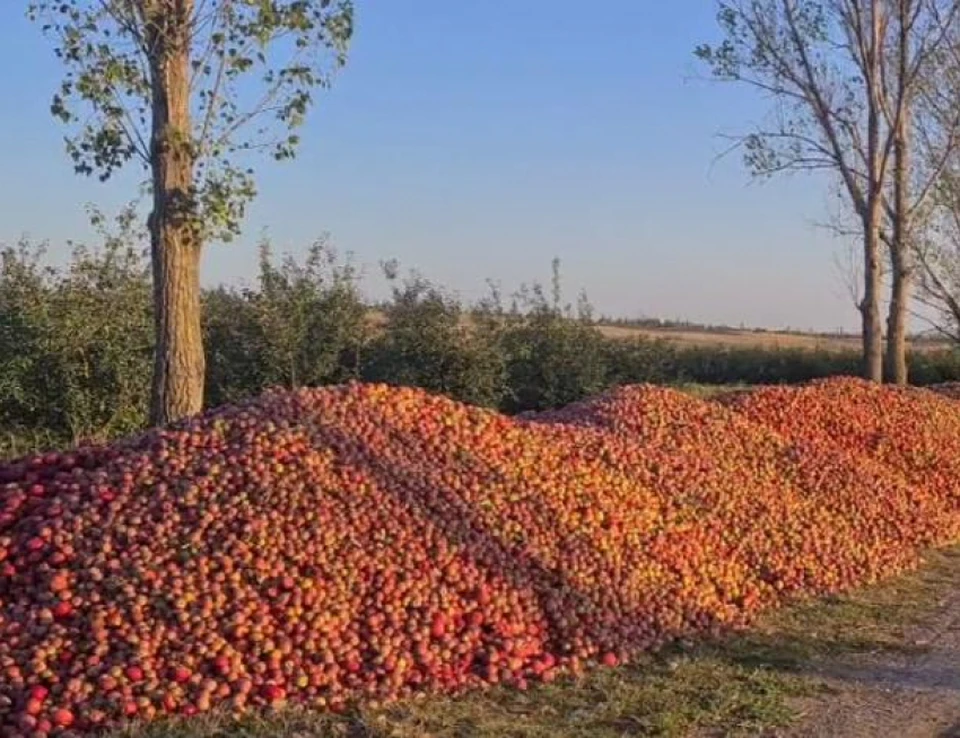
[2,239,959,459]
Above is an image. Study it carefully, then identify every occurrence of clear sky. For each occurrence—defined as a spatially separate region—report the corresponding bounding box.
[0,1,863,332]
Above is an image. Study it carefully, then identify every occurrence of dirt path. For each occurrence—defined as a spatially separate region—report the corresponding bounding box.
[784,579,960,737]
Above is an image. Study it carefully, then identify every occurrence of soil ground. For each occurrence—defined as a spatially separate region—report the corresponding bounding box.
[779,555,960,738]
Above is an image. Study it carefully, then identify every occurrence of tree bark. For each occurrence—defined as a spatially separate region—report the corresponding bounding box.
[861,0,886,384]
[887,115,912,385]
[146,1,204,426]
[862,208,885,383]
[885,0,912,386]
[887,247,911,383]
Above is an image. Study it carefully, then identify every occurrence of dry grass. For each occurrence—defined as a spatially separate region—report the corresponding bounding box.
[594,324,859,351]
[109,548,960,738]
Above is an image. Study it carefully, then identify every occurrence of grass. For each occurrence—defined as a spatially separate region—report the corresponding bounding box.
[108,547,960,738]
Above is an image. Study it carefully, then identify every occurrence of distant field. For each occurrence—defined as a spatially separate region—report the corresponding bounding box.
[596,323,950,353]
[369,309,948,353]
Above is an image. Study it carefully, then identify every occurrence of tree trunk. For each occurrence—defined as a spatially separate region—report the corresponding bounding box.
[887,123,911,384]
[862,209,884,382]
[146,1,204,426]
[149,219,204,426]
[885,1,912,386]
[886,249,911,383]
[860,0,885,384]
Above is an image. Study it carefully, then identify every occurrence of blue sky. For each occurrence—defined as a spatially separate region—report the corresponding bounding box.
[0,1,859,331]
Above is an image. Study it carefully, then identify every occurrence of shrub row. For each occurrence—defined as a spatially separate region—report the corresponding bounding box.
[3,236,960,456]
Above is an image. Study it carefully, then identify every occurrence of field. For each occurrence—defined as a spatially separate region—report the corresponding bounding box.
[369,308,948,353]
[3,378,960,736]
[595,322,948,353]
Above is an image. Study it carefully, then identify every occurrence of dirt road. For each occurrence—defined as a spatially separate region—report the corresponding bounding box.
[785,572,960,737]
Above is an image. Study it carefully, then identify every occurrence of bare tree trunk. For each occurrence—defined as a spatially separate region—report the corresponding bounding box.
[887,249,911,383]
[886,0,912,385]
[859,2,885,384]
[146,1,204,426]
[887,112,912,384]
[862,208,885,382]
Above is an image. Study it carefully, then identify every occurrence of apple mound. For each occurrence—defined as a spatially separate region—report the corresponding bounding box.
[723,377,960,505]
[2,379,960,736]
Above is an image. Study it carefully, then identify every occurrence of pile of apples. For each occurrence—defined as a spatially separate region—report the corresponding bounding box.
[1,378,960,736]
[724,377,960,508]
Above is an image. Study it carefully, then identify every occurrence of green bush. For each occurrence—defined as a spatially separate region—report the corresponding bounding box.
[495,271,609,412]
[4,234,960,461]
[204,239,368,406]
[0,219,152,449]
[203,285,267,406]
[670,346,862,386]
[602,337,679,387]
[907,350,960,385]
[362,267,507,409]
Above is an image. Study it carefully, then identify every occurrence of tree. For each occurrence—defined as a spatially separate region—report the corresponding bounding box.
[820,2,960,381]
[903,10,960,348]
[28,0,353,424]
[914,193,960,342]
[913,158,960,343]
[696,0,954,382]
[886,0,915,384]
[880,0,960,383]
